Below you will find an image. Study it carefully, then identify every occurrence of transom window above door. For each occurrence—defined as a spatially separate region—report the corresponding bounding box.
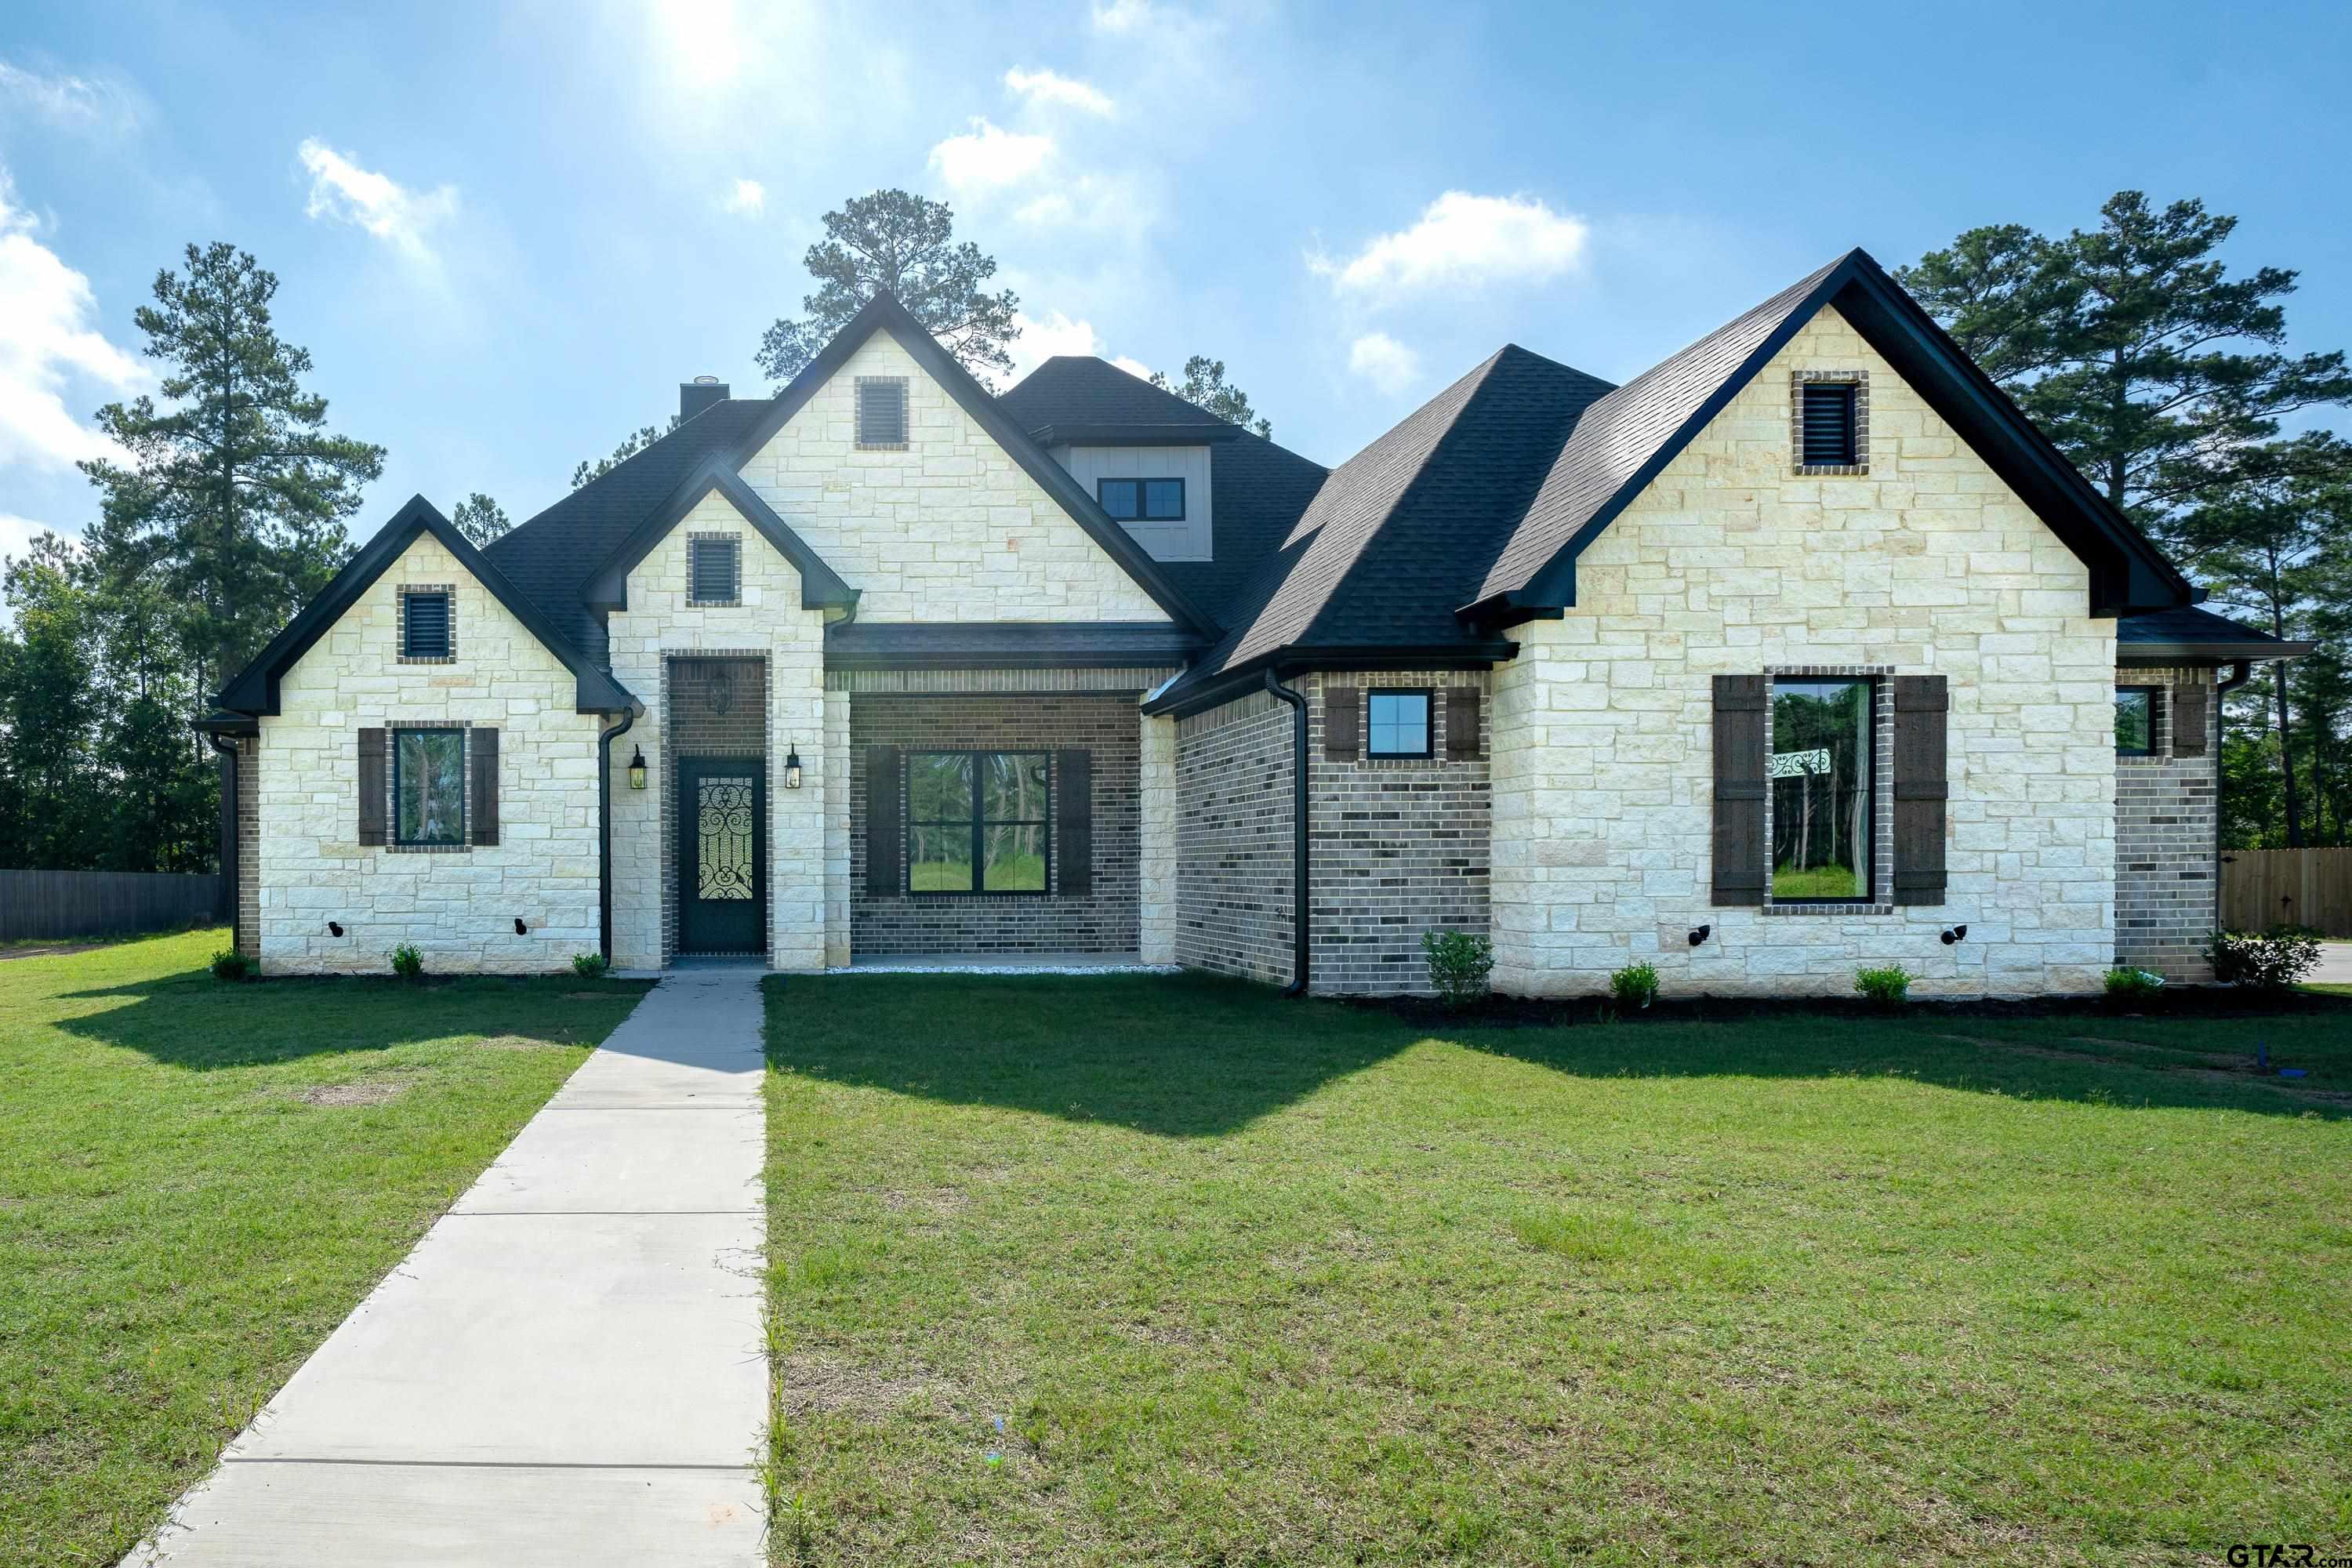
[906,751,1050,895]
[1096,477,1185,521]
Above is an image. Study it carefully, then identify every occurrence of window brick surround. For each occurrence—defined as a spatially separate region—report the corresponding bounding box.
[686,532,742,608]
[1791,370,1870,476]
[383,720,470,854]
[1760,666,1893,916]
[396,583,457,664]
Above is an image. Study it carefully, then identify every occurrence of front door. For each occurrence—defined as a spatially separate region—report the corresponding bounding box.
[678,757,764,955]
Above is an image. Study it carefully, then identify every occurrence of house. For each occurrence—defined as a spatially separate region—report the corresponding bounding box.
[200,249,2305,995]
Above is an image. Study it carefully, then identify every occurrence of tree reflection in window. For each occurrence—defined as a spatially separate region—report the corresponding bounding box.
[1770,678,1871,900]
[907,751,1049,893]
[394,729,466,846]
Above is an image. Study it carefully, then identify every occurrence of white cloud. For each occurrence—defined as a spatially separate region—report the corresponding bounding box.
[0,60,142,133]
[927,118,1054,194]
[722,177,766,216]
[1003,310,1155,387]
[1348,332,1421,394]
[1004,67,1113,115]
[296,138,458,262]
[0,173,148,474]
[1312,191,1588,305]
[0,511,73,564]
[1111,355,1155,381]
[1088,0,1159,31]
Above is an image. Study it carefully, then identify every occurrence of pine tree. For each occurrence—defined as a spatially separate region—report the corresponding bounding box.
[451,492,511,545]
[1149,355,1273,439]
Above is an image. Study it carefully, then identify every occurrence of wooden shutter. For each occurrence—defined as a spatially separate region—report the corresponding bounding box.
[1446,688,1482,760]
[1891,676,1948,906]
[1056,750,1092,897]
[1711,676,1766,906]
[2172,682,2209,758]
[1324,685,1360,760]
[866,747,901,897]
[470,728,500,847]
[358,728,387,847]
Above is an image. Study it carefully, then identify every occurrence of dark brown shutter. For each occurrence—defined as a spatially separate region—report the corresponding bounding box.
[1891,676,1949,906]
[1446,688,1482,760]
[1711,676,1766,906]
[1056,750,1092,897]
[358,728,387,846]
[470,728,500,846]
[1324,685,1359,760]
[866,747,901,897]
[2172,682,2209,757]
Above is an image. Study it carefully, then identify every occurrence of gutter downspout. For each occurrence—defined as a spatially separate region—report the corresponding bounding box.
[1265,669,1309,996]
[597,709,637,967]
[2215,660,2255,945]
[205,731,240,941]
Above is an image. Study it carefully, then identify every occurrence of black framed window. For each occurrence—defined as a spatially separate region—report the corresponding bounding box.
[688,536,739,604]
[1769,677,1872,901]
[855,376,908,448]
[2115,686,2158,756]
[906,751,1050,894]
[392,728,466,847]
[1800,382,1857,466]
[1367,689,1432,758]
[1096,477,1185,521]
[402,591,451,659]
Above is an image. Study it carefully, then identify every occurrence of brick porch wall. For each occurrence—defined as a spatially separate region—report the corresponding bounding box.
[1174,688,1295,985]
[2116,665,2219,981]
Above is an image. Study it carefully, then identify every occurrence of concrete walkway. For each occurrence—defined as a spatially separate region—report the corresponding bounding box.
[129,965,770,1567]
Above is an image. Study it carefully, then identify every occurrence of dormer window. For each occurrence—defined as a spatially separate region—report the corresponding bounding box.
[855,376,908,449]
[1792,371,1867,474]
[1097,477,1185,522]
[398,586,453,662]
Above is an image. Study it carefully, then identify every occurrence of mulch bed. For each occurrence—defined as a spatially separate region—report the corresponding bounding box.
[1344,985,2352,1030]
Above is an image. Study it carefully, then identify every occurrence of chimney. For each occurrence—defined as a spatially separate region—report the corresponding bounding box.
[679,375,728,423]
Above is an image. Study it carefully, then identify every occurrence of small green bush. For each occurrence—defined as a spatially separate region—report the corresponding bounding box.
[1422,930,1494,1009]
[1608,960,1659,1010]
[2207,926,2323,993]
[571,952,611,979]
[389,942,425,982]
[209,948,252,983]
[1853,964,1912,1007]
[2103,965,2165,1004]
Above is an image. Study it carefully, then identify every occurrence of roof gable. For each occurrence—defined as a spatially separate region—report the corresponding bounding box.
[584,459,855,612]
[218,495,637,716]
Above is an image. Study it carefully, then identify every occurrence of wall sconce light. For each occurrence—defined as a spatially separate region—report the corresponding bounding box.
[1940,924,1969,946]
[627,746,648,790]
[328,920,343,938]
[1687,924,1711,947]
[783,742,804,790]
[514,917,528,936]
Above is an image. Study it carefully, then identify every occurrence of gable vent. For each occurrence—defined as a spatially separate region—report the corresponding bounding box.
[1801,383,1857,466]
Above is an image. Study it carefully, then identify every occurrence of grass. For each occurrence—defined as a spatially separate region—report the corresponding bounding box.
[762,973,2352,1565]
[0,929,650,1568]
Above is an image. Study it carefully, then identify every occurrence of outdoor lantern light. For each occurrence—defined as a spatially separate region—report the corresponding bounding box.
[627,745,648,790]
[783,742,804,790]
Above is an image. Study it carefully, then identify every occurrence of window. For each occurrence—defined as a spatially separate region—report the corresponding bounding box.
[1096,477,1185,521]
[906,751,1050,894]
[401,590,451,659]
[1801,383,1857,466]
[2116,686,2158,756]
[1367,689,1432,758]
[393,728,466,847]
[1770,677,1872,901]
[688,536,739,604]
[855,376,908,448]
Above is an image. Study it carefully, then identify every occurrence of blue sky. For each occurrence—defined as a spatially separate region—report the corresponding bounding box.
[2,0,2347,565]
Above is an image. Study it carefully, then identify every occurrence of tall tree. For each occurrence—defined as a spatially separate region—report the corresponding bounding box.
[79,243,383,705]
[1150,355,1273,439]
[571,419,677,489]
[0,543,103,869]
[755,190,1020,387]
[451,492,511,546]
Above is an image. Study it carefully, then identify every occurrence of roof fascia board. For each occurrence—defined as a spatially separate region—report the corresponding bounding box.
[2121,640,2313,664]
[216,495,637,717]
[584,459,857,612]
[730,294,1218,637]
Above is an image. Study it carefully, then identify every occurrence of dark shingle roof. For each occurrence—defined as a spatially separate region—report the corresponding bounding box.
[824,620,1198,669]
[2119,604,2308,659]
[1154,345,1613,705]
[1000,356,1239,433]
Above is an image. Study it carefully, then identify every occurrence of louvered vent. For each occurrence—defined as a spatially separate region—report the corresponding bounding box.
[856,376,908,448]
[1801,383,1857,466]
[403,592,450,658]
[690,537,739,604]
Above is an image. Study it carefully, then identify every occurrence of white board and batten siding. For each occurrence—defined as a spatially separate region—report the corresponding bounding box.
[1050,445,1214,563]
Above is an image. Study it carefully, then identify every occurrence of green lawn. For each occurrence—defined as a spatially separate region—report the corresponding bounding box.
[0,930,649,1568]
[762,975,2352,1566]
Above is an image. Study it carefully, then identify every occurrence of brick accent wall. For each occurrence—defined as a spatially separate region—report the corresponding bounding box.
[1304,671,1491,994]
[849,693,1141,955]
[234,734,259,958]
[662,655,769,959]
[2116,665,2218,981]
[1174,688,1295,985]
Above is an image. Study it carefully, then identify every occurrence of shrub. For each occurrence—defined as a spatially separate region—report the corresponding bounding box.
[2208,925,2323,992]
[1853,964,1912,1007]
[2103,966,2166,1004]
[571,952,611,979]
[390,942,425,982]
[209,948,252,983]
[1421,930,1494,1009]
[1608,960,1659,1011]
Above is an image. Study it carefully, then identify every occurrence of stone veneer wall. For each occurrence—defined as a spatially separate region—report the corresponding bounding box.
[848,691,1142,955]
[2115,666,2219,981]
[1490,304,2118,997]
[1174,688,1295,985]
[1301,671,1491,995]
[257,533,603,974]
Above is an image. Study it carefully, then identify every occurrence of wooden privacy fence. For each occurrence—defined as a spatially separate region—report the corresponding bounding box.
[0,869,224,942]
[2220,848,2352,937]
